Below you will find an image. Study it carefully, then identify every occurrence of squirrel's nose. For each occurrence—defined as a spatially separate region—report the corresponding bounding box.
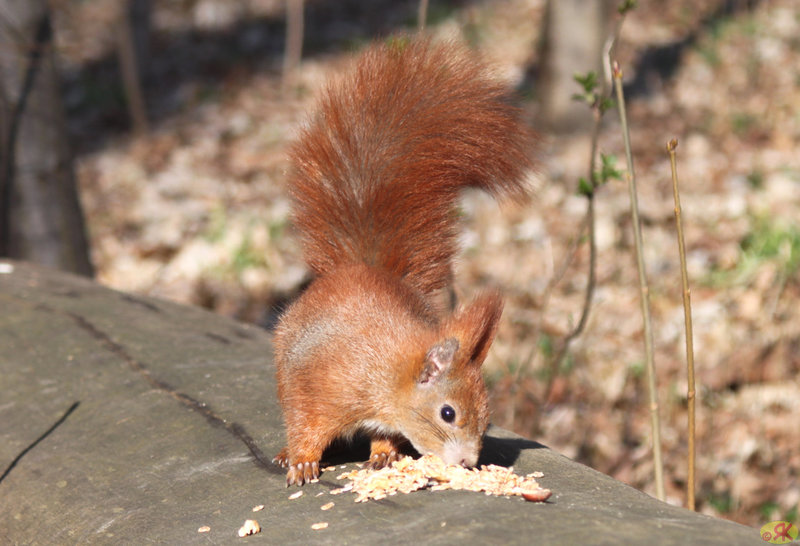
[442,444,479,467]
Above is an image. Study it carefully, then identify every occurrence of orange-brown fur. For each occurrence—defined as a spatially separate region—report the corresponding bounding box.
[273,37,536,486]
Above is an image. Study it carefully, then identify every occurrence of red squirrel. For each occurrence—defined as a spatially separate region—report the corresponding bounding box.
[273,37,536,486]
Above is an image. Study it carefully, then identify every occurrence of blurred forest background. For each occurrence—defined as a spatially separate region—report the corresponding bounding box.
[1,0,798,528]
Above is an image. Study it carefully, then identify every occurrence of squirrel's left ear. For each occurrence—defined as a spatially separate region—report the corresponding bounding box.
[419,338,459,384]
[449,291,503,368]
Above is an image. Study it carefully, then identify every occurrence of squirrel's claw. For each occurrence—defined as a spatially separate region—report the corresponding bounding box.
[273,447,290,468]
[286,460,320,486]
[366,449,399,470]
[368,437,401,469]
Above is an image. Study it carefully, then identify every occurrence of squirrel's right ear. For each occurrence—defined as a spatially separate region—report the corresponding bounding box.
[449,291,504,368]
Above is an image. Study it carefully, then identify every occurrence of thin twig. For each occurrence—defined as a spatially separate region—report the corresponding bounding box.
[282,0,304,92]
[514,210,588,385]
[418,0,429,31]
[116,0,149,135]
[543,111,600,397]
[613,60,664,501]
[668,138,696,510]
[540,5,631,399]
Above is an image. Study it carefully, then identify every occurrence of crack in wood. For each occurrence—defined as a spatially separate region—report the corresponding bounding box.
[0,402,80,484]
[61,309,280,473]
[1,287,280,473]
[17,298,280,474]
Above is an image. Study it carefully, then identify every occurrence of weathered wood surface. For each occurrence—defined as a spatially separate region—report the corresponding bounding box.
[0,261,761,545]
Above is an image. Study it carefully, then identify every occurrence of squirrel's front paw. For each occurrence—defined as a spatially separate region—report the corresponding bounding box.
[367,437,401,470]
[367,450,400,470]
[286,460,320,486]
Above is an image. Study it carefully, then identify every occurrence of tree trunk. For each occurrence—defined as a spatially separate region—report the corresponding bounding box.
[538,0,615,133]
[0,0,93,276]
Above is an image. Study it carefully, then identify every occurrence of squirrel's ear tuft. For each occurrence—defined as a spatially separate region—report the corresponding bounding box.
[419,338,459,385]
[450,291,503,369]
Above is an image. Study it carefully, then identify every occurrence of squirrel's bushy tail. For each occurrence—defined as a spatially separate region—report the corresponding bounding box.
[288,37,537,295]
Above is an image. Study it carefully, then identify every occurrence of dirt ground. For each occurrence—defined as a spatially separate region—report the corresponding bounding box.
[52,0,799,527]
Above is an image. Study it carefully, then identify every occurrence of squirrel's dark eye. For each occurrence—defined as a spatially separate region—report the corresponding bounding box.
[440,405,456,423]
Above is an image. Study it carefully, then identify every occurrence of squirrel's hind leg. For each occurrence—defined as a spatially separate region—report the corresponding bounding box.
[286,459,320,486]
[280,424,340,486]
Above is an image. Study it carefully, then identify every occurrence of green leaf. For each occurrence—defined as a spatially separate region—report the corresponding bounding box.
[573,71,598,94]
[617,0,638,15]
[571,92,589,104]
[598,153,623,183]
[578,177,594,197]
[598,96,616,114]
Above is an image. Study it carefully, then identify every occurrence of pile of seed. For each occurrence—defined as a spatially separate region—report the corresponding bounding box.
[331,454,551,503]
